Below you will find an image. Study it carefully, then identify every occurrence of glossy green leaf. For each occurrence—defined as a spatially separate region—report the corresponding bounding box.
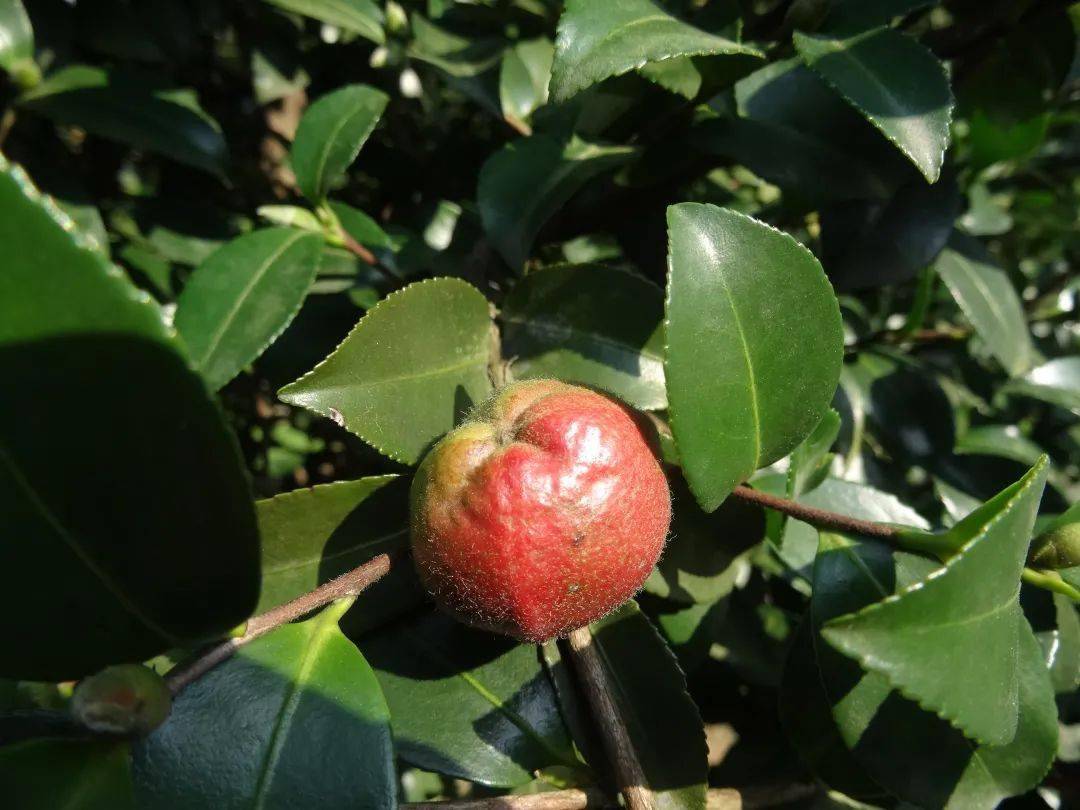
[793,27,953,183]
[20,66,228,176]
[360,609,579,788]
[502,264,665,410]
[549,0,761,103]
[499,38,553,124]
[0,160,258,680]
[174,228,323,391]
[478,135,636,270]
[665,203,843,511]
[586,601,708,809]
[279,277,493,464]
[935,235,1035,377]
[0,0,34,81]
[291,84,389,202]
[134,601,395,809]
[638,56,702,99]
[823,458,1049,745]
[254,476,421,627]
[264,0,384,44]
[821,172,960,290]
[0,739,135,809]
[329,200,391,249]
[790,531,1058,809]
[1003,357,1080,415]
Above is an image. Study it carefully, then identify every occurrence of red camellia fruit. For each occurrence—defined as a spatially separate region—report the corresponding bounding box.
[410,380,671,642]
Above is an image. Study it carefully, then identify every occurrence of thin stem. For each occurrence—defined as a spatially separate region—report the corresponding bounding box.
[564,626,652,810]
[730,485,901,540]
[1023,568,1080,602]
[164,554,392,695]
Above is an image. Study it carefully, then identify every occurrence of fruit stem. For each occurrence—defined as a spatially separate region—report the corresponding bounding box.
[164,553,393,695]
[565,626,653,810]
[729,485,901,540]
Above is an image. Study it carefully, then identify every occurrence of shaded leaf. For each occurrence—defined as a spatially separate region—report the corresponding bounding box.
[502,264,665,410]
[823,0,935,33]
[0,739,134,809]
[279,278,493,464]
[0,160,258,680]
[0,0,34,78]
[21,66,228,176]
[588,601,709,809]
[478,134,636,270]
[174,228,323,391]
[823,458,1049,745]
[1003,357,1080,415]
[786,408,841,498]
[638,56,702,100]
[935,234,1036,376]
[665,203,843,511]
[291,84,389,202]
[134,601,395,809]
[794,27,953,183]
[264,0,384,44]
[329,200,391,249]
[499,38,553,123]
[360,608,579,788]
[549,0,761,102]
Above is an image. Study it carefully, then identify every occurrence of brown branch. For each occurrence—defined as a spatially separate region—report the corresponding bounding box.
[164,554,392,695]
[564,626,652,810]
[730,485,901,540]
[340,230,380,267]
[402,785,817,809]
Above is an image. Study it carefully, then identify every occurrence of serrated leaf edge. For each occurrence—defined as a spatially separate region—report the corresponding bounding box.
[277,276,492,464]
[821,457,1049,745]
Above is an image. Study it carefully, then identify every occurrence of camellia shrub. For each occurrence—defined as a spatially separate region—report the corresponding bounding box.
[1,0,1078,808]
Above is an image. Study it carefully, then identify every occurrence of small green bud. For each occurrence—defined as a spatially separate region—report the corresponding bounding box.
[1030,520,1080,569]
[71,664,171,736]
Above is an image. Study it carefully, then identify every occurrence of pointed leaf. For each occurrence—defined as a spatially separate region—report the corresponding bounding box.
[793,27,953,183]
[478,134,636,270]
[134,602,395,809]
[360,609,579,788]
[174,228,323,390]
[499,38,553,123]
[786,409,841,498]
[665,203,843,511]
[279,277,493,464]
[20,66,228,176]
[502,264,666,410]
[935,234,1036,377]
[549,0,761,102]
[0,159,258,680]
[263,0,384,44]
[823,458,1049,745]
[586,601,709,809]
[0,739,134,809]
[291,84,389,202]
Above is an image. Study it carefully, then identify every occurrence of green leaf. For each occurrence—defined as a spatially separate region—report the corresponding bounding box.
[638,56,702,100]
[0,0,35,81]
[935,235,1036,377]
[823,0,935,33]
[255,476,423,634]
[499,38,553,124]
[786,408,841,498]
[790,531,1058,808]
[478,134,636,270]
[174,228,323,391]
[0,739,135,809]
[290,84,389,202]
[279,277,493,464]
[549,0,761,103]
[665,203,843,511]
[957,425,1046,468]
[360,608,579,788]
[329,200,391,249]
[823,458,1049,745]
[0,160,258,680]
[20,66,228,177]
[134,601,395,809]
[644,480,762,605]
[793,27,953,183]
[821,172,960,290]
[1003,357,1080,415]
[408,13,505,78]
[586,601,709,809]
[502,264,666,410]
[264,0,384,44]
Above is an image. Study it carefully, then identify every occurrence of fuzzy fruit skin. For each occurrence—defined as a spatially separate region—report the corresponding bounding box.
[410,380,671,642]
